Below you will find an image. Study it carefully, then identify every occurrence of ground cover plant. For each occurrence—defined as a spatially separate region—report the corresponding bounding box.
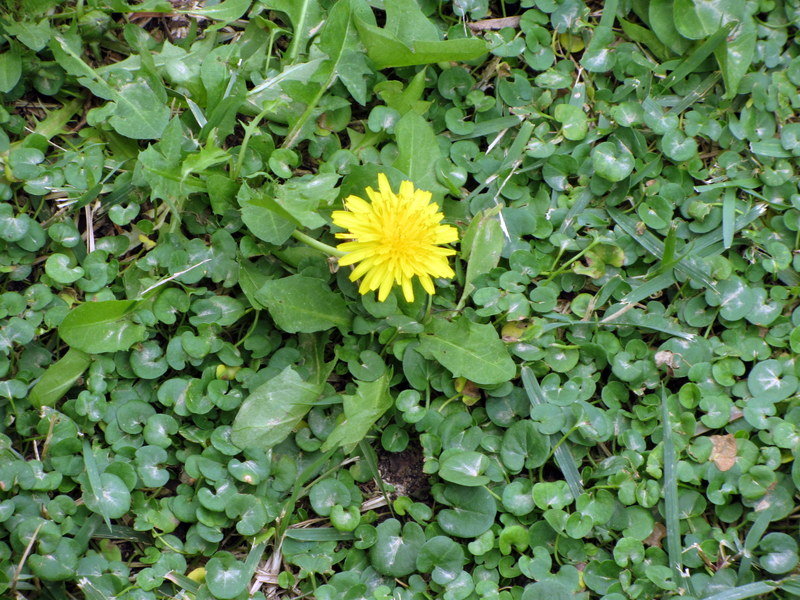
[2,0,800,598]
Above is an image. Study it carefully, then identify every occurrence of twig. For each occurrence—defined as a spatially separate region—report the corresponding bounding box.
[11,522,43,592]
[137,258,212,298]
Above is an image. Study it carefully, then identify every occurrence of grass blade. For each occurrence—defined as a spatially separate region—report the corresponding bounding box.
[608,207,716,290]
[722,189,736,249]
[82,439,110,530]
[693,203,766,256]
[285,528,356,542]
[661,388,693,595]
[694,178,760,193]
[164,571,201,595]
[594,276,624,308]
[737,505,773,583]
[521,367,584,499]
[619,272,675,306]
[582,0,619,62]
[666,72,721,115]
[452,115,524,140]
[701,577,800,600]
[358,439,394,514]
[541,314,694,340]
[91,523,151,542]
[559,188,593,237]
[660,22,735,89]
[244,541,269,581]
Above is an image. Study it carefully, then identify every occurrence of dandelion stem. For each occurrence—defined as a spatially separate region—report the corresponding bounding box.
[291,230,346,258]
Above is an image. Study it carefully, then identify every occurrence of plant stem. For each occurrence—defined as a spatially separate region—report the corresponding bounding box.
[291,230,346,258]
[543,238,602,281]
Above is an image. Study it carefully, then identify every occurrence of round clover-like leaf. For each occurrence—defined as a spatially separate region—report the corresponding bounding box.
[591,141,634,182]
[0,207,29,242]
[502,479,535,516]
[758,533,799,574]
[226,495,269,536]
[416,536,466,585]
[554,104,588,141]
[135,445,169,488]
[45,253,84,284]
[532,480,573,510]
[29,539,78,581]
[369,518,425,577]
[330,504,360,532]
[205,552,248,599]
[143,414,179,448]
[705,277,754,322]
[130,340,169,379]
[309,478,351,517]
[661,130,698,161]
[748,359,798,403]
[500,420,549,472]
[437,485,497,538]
[438,449,491,486]
[83,472,131,519]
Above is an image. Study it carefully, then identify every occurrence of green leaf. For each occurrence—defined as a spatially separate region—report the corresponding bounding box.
[437,485,497,538]
[370,518,426,577]
[532,481,573,510]
[419,317,515,385]
[661,389,692,593]
[747,360,798,403]
[83,472,131,520]
[580,0,618,71]
[309,478,351,516]
[521,368,584,498]
[59,300,147,354]
[438,450,491,486]
[263,0,323,61]
[108,81,170,140]
[322,373,393,451]
[45,253,84,283]
[182,0,251,22]
[648,0,691,54]
[238,183,295,245]
[393,111,445,195]
[2,19,52,51]
[29,348,91,408]
[256,275,352,333]
[459,206,505,306]
[0,46,22,93]
[554,103,588,140]
[660,23,734,89]
[355,16,486,69]
[716,18,756,98]
[231,366,324,450]
[416,536,466,585]
[591,141,634,182]
[318,0,372,105]
[758,533,799,575]
[205,553,249,599]
[500,420,550,472]
[669,0,751,96]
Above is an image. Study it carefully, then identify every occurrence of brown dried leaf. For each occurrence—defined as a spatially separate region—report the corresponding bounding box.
[467,16,521,31]
[644,522,666,548]
[710,434,737,472]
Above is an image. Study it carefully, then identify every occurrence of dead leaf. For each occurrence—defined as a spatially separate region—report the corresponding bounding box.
[710,434,737,471]
[644,522,666,548]
[467,16,521,31]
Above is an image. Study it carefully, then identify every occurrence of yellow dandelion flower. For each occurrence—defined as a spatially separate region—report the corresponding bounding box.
[331,174,458,302]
